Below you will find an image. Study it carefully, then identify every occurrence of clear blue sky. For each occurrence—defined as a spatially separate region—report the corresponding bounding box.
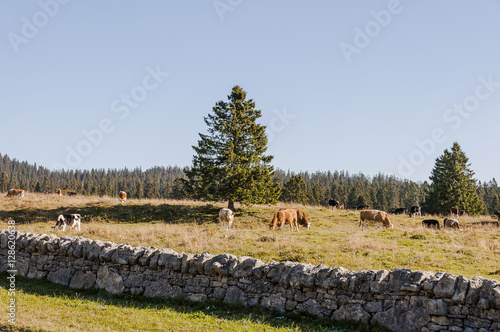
[1,1,499,183]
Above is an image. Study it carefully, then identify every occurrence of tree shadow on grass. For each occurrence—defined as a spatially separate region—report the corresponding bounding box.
[0,204,221,225]
[0,273,389,332]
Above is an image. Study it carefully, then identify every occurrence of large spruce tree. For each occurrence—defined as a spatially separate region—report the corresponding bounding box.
[423,142,485,215]
[183,85,280,210]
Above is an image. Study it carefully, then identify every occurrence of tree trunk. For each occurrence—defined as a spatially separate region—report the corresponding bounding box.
[228,200,235,212]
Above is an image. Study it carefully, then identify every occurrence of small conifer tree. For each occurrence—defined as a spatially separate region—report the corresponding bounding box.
[423,142,486,215]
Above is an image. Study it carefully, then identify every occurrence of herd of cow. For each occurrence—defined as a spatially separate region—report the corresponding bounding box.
[4,188,464,232]
[6,188,78,197]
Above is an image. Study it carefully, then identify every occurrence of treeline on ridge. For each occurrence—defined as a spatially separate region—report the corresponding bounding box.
[1,153,499,215]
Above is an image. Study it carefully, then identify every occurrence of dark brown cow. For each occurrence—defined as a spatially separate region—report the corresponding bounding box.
[359,209,393,230]
[451,207,459,216]
[394,207,408,215]
[67,191,77,196]
[422,219,440,229]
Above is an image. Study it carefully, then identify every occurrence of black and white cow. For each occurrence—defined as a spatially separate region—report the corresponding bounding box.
[409,206,421,218]
[55,214,81,231]
[328,199,339,209]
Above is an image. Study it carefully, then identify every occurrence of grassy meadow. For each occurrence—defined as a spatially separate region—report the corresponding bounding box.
[0,193,499,331]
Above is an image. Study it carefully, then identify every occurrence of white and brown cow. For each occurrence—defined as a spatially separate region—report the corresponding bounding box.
[55,214,81,231]
[443,218,460,230]
[55,189,62,196]
[6,189,25,198]
[218,208,234,231]
[359,209,393,230]
[119,191,127,204]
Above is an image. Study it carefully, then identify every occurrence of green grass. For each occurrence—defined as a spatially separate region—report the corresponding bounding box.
[0,273,388,332]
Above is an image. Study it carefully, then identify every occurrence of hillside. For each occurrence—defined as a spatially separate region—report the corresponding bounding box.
[1,193,499,282]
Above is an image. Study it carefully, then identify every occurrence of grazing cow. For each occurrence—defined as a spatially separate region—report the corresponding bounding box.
[328,199,339,209]
[422,219,440,229]
[359,209,393,230]
[67,191,77,196]
[55,214,81,231]
[279,208,310,230]
[394,207,408,215]
[459,210,466,216]
[270,209,298,231]
[55,189,62,196]
[119,191,127,204]
[337,204,344,210]
[218,208,234,231]
[451,207,459,216]
[409,206,421,218]
[6,189,25,198]
[443,218,460,229]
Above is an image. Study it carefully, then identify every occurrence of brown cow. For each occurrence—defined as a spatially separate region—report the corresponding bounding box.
[281,208,310,230]
[269,210,298,231]
[451,207,459,216]
[55,189,62,196]
[6,189,25,198]
[119,191,127,204]
[359,209,393,230]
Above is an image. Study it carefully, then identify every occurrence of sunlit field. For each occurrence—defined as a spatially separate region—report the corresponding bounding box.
[1,193,499,331]
[1,193,499,281]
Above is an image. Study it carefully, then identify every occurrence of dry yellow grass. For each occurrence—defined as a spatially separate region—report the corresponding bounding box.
[1,193,499,281]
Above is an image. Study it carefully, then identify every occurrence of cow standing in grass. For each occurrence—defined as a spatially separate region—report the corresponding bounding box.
[328,199,339,209]
[359,209,393,230]
[6,189,25,198]
[218,208,234,231]
[119,191,127,204]
[409,206,421,218]
[422,219,440,229]
[444,218,460,229]
[280,208,310,230]
[55,189,62,196]
[269,209,298,231]
[55,214,81,231]
[394,207,408,215]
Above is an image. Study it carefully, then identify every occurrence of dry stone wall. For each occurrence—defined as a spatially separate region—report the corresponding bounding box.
[1,230,499,332]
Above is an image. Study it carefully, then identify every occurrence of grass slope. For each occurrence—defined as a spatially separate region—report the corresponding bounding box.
[0,273,388,332]
[1,193,499,281]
